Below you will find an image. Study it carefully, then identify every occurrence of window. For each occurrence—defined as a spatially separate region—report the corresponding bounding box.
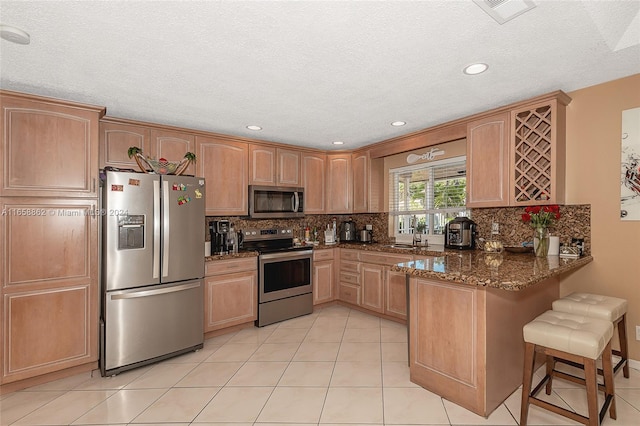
[389,156,468,245]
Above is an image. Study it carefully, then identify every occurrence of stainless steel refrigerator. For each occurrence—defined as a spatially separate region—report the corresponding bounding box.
[100,171,205,376]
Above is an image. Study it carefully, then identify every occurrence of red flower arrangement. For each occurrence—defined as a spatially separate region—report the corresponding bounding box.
[522,205,561,228]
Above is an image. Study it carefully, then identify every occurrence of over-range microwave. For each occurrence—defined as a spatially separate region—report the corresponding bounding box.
[248,185,304,218]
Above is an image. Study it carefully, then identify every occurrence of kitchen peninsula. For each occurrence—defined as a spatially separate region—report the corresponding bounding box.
[391,251,593,417]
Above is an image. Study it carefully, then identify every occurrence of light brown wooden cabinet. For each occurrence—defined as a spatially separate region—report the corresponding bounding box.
[248,145,301,186]
[466,93,570,208]
[360,263,384,313]
[150,129,196,176]
[408,275,559,416]
[0,91,101,387]
[0,91,103,198]
[338,249,412,319]
[204,257,257,332]
[196,136,248,216]
[313,249,335,305]
[99,120,151,169]
[384,269,408,319]
[352,151,384,213]
[466,113,510,208]
[326,153,352,213]
[510,98,567,205]
[301,152,326,213]
[0,197,99,384]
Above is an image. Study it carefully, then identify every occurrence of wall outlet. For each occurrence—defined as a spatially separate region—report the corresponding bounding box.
[491,222,500,234]
[636,325,640,341]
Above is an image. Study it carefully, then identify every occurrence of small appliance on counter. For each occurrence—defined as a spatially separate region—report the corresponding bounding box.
[209,220,230,255]
[358,228,373,243]
[340,218,357,242]
[444,217,477,250]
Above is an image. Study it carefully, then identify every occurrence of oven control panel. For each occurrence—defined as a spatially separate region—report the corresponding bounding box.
[243,228,293,241]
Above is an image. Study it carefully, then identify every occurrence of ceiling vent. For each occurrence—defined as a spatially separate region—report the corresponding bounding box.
[473,0,537,24]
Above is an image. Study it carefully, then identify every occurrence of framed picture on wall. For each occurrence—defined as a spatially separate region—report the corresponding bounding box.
[621,106,640,220]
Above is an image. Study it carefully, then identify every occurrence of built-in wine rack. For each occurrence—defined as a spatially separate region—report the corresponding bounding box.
[511,100,564,205]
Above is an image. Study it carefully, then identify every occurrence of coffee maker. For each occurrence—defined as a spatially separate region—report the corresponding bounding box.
[444,217,477,250]
[340,218,356,242]
[209,220,230,255]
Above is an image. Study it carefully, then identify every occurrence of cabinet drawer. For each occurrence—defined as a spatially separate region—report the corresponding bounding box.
[340,260,360,273]
[340,272,360,285]
[339,283,360,305]
[206,257,257,276]
[313,249,334,261]
[341,250,360,261]
[360,252,412,265]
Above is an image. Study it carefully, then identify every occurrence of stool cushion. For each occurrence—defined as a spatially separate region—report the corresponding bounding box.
[552,292,627,322]
[523,310,613,359]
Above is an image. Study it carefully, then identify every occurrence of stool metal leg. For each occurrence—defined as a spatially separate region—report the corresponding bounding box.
[520,342,536,426]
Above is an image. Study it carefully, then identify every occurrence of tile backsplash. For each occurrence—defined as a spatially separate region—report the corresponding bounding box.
[206,204,590,254]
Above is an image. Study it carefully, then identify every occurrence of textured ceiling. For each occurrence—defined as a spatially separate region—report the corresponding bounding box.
[1,0,639,150]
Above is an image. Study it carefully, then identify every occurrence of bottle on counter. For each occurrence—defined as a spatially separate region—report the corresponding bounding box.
[305,226,310,241]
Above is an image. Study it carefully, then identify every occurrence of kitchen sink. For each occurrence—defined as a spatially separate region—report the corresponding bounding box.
[383,244,418,250]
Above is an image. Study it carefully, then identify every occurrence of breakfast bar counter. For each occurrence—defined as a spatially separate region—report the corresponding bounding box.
[390,251,593,291]
[394,252,592,418]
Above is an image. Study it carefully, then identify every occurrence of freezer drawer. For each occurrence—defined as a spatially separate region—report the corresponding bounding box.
[102,279,203,375]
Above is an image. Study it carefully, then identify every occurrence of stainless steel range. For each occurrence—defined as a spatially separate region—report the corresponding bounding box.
[242,228,313,327]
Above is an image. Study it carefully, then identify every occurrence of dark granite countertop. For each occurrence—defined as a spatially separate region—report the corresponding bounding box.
[390,251,593,291]
[204,243,592,292]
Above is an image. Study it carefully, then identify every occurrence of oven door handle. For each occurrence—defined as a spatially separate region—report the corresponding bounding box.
[260,250,313,261]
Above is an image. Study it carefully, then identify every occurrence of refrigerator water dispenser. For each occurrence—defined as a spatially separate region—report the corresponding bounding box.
[118,215,145,250]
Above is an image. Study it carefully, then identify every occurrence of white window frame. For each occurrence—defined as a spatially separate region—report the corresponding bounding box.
[389,155,468,246]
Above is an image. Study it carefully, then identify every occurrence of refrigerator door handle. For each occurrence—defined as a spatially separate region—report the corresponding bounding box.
[110,282,201,300]
[162,180,170,278]
[153,180,161,279]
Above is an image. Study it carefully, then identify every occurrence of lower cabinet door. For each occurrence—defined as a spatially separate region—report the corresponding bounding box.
[385,269,408,319]
[361,264,384,313]
[204,271,257,332]
[2,284,96,384]
[313,260,334,305]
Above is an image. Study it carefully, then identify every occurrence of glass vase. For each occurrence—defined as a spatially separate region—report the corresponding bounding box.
[533,227,550,257]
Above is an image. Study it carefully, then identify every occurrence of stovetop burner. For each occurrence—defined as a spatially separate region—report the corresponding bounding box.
[240,227,311,254]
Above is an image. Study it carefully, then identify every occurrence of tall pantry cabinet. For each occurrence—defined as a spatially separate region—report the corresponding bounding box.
[0,90,104,387]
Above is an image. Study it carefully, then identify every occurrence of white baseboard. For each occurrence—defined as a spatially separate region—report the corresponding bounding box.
[628,358,640,371]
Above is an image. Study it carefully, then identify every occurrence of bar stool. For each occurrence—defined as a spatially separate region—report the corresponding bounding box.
[553,292,629,378]
[521,310,616,426]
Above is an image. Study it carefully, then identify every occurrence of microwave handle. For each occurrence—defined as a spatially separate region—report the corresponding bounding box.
[293,191,300,212]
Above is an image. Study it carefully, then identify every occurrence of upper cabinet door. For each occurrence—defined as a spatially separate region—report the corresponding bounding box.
[99,120,150,169]
[510,99,566,205]
[0,92,103,197]
[249,145,301,186]
[302,152,326,214]
[326,153,352,213]
[150,129,196,176]
[466,113,510,208]
[249,145,276,185]
[196,136,248,216]
[352,152,368,213]
[277,148,301,186]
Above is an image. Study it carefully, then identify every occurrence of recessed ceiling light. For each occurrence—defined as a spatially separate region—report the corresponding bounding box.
[463,63,488,75]
[0,25,30,45]
[332,141,344,145]
[391,121,406,127]
[246,125,262,131]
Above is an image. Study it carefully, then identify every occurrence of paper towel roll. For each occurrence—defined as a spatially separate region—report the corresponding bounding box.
[204,241,211,257]
[548,236,560,256]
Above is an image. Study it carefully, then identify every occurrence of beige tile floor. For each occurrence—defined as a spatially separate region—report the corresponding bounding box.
[1,304,639,425]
